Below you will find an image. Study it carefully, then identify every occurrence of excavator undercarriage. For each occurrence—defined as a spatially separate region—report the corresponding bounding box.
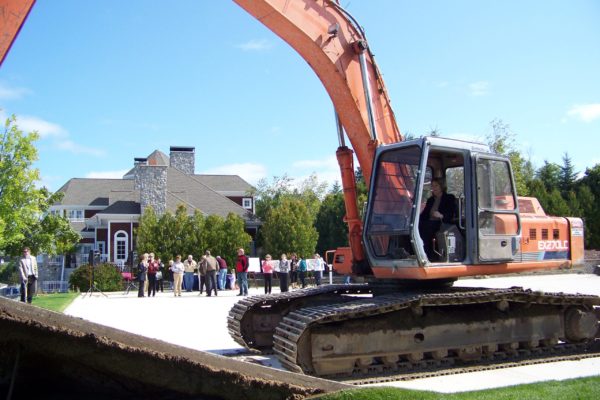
[228,286,600,377]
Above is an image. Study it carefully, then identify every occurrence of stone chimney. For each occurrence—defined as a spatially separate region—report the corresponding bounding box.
[134,159,167,215]
[169,146,195,175]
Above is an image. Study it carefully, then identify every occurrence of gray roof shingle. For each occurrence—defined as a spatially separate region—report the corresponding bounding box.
[192,175,254,193]
[166,168,251,218]
[55,179,134,206]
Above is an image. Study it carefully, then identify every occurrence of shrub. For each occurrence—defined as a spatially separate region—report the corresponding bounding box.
[0,259,20,285]
[68,263,123,292]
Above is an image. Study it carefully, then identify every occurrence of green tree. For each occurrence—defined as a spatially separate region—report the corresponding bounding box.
[136,206,159,255]
[579,165,600,248]
[485,119,528,195]
[156,211,177,262]
[252,174,295,220]
[544,188,571,217]
[135,205,251,265]
[575,185,598,248]
[314,190,347,255]
[295,173,328,220]
[559,152,578,196]
[0,115,79,256]
[187,210,206,257]
[220,213,252,263]
[262,197,318,258]
[536,161,561,191]
[202,214,225,256]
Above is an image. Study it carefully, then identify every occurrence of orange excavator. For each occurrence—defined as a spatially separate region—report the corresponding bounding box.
[3,0,598,378]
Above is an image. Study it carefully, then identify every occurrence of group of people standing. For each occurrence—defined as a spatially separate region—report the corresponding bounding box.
[135,249,327,298]
[260,252,325,294]
[137,250,229,297]
[135,252,166,297]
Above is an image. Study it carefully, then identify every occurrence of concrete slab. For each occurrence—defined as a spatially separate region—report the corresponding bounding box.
[64,273,600,393]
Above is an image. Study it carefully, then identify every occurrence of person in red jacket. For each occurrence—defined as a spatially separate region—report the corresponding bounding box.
[235,248,249,296]
[146,253,159,297]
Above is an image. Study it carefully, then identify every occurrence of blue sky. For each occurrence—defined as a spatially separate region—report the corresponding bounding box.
[1,0,599,191]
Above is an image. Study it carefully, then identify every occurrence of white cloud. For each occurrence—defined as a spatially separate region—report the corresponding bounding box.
[566,103,600,123]
[56,140,106,157]
[85,169,129,179]
[14,114,67,138]
[468,81,489,96]
[292,155,338,170]
[236,39,272,51]
[201,163,268,185]
[1,111,107,157]
[291,155,340,188]
[0,82,31,100]
[36,174,64,190]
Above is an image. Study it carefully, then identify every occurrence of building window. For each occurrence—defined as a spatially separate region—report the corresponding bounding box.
[113,231,128,265]
[242,198,252,210]
[67,209,84,221]
[96,241,106,255]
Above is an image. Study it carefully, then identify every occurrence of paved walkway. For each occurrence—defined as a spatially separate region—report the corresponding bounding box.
[65,273,600,393]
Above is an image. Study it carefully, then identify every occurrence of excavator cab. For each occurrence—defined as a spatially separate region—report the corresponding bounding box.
[364,136,521,270]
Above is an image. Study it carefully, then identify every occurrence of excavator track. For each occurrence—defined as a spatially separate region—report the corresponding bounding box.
[273,287,600,377]
[341,340,600,385]
[227,284,372,351]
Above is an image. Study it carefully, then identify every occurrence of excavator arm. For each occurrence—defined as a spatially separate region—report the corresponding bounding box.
[233,0,402,181]
[233,0,403,267]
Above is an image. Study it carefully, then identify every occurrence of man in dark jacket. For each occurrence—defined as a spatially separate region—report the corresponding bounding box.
[419,178,456,261]
[235,248,249,296]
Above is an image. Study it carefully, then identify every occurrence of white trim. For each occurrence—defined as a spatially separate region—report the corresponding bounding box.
[50,205,106,210]
[113,230,129,265]
[215,191,248,197]
[96,241,106,255]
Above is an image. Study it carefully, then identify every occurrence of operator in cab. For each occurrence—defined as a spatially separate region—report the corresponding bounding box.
[419,178,456,261]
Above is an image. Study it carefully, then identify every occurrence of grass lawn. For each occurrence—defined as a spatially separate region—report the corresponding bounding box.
[315,375,600,399]
[31,291,80,312]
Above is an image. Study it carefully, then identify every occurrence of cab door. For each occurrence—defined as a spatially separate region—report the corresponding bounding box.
[474,154,521,262]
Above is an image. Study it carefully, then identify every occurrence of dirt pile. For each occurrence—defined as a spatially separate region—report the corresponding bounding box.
[0,298,348,399]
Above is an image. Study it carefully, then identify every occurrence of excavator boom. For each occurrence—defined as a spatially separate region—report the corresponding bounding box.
[233,0,402,184]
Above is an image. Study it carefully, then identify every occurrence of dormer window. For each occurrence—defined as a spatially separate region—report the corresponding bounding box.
[67,209,84,221]
[242,198,252,210]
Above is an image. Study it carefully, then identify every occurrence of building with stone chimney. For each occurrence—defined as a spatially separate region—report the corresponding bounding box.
[46,146,258,278]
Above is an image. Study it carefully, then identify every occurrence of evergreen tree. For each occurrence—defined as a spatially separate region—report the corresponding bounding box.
[202,214,225,257]
[314,191,347,255]
[187,210,206,257]
[576,185,598,248]
[579,165,600,248]
[544,188,571,217]
[136,206,159,255]
[559,153,578,195]
[536,161,561,191]
[221,213,252,263]
[156,211,177,262]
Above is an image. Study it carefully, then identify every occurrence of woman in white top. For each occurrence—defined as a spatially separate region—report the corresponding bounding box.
[278,253,290,293]
[170,255,185,296]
